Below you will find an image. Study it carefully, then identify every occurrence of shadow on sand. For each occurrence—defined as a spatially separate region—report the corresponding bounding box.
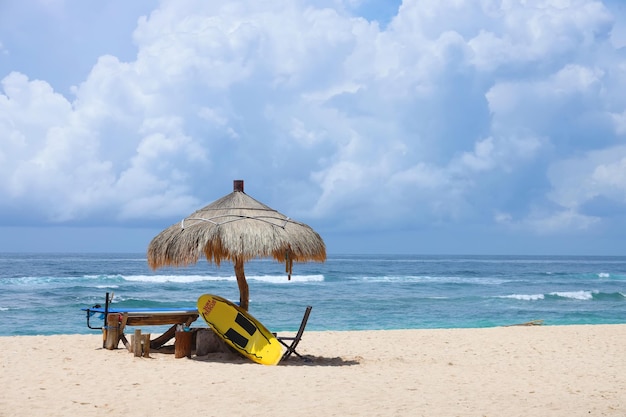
[191,352,360,367]
[278,355,360,367]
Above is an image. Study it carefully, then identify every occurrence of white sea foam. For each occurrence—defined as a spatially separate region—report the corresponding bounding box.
[248,274,324,284]
[123,275,229,283]
[361,275,508,284]
[121,274,324,284]
[598,272,610,278]
[550,290,594,300]
[499,294,545,301]
[500,290,596,301]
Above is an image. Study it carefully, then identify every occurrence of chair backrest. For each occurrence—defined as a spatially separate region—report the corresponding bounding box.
[294,306,312,340]
[279,306,313,361]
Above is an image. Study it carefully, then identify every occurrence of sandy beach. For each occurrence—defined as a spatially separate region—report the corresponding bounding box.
[1,325,625,417]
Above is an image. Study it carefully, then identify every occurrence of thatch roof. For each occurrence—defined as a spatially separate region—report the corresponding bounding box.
[146,181,326,276]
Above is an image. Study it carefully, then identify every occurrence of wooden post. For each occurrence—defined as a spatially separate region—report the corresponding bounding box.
[133,329,142,357]
[235,259,249,311]
[120,333,131,352]
[119,313,129,350]
[104,314,119,350]
[142,334,151,358]
[175,330,193,359]
[102,292,110,349]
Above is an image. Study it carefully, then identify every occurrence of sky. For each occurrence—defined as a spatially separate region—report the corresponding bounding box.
[1,0,626,255]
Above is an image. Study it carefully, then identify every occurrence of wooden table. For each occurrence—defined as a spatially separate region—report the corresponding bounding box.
[84,307,199,350]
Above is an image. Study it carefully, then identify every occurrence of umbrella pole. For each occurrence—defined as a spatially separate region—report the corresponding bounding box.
[234,259,249,311]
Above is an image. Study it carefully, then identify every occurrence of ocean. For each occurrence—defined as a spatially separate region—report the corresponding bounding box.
[0,253,625,336]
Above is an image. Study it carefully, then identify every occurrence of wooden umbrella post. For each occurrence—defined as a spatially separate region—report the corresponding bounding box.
[234,259,249,311]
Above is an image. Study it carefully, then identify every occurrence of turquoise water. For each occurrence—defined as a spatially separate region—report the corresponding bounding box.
[0,253,625,336]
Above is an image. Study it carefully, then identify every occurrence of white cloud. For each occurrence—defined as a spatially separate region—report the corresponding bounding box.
[0,61,207,222]
[488,144,626,234]
[456,136,543,173]
[519,208,599,234]
[486,64,605,132]
[548,145,626,208]
[468,0,614,71]
[611,109,626,135]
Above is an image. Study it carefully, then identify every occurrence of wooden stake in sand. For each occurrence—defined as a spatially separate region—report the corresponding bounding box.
[132,329,152,358]
[104,314,120,350]
[175,330,193,359]
[142,334,151,358]
[133,329,142,357]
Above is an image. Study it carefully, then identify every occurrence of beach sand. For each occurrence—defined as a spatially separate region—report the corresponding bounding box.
[1,325,625,417]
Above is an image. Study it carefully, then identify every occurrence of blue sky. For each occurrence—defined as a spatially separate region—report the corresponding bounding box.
[1,0,625,255]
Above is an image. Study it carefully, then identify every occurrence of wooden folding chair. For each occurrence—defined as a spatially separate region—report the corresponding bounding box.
[274,306,312,361]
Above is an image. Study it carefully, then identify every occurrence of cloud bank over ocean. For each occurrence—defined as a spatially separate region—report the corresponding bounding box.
[1,0,625,254]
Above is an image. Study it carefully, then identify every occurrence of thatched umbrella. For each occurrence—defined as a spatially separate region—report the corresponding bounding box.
[147,180,326,311]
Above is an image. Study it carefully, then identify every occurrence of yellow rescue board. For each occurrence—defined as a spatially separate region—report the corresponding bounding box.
[197,294,283,365]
